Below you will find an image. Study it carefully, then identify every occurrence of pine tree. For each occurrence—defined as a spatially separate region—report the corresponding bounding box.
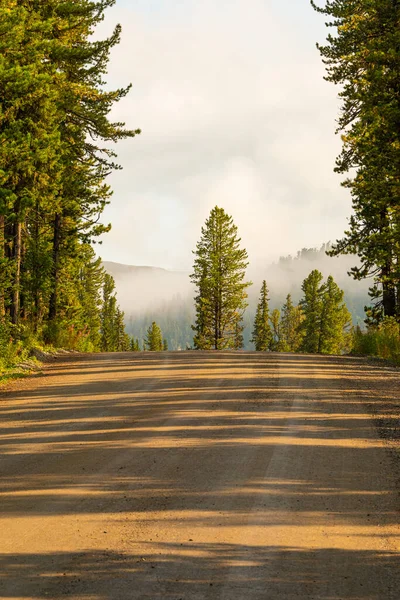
[0,2,62,325]
[192,267,214,350]
[130,338,141,352]
[300,270,352,355]
[279,294,304,353]
[42,0,140,329]
[115,308,130,351]
[251,281,272,351]
[191,207,251,350]
[318,276,352,354]
[270,309,282,352]
[145,322,163,352]
[312,0,400,321]
[163,339,169,351]
[300,270,325,354]
[0,0,139,355]
[233,316,244,350]
[100,274,118,351]
[73,245,106,351]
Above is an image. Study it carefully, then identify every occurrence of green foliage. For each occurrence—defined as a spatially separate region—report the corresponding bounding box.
[125,298,195,352]
[279,295,304,352]
[100,274,117,351]
[319,276,352,355]
[0,320,16,370]
[300,270,352,355]
[191,206,251,350]
[353,318,400,364]
[269,309,282,352]
[251,281,272,351]
[145,322,163,352]
[115,309,131,352]
[0,0,138,359]
[300,270,325,353]
[130,338,141,352]
[352,326,379,358]
[99,274,130,352]
[312,0,400,321]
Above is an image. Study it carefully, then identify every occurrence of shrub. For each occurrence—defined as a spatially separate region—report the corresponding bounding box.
[0,320,18,370]
[352,318,400,364]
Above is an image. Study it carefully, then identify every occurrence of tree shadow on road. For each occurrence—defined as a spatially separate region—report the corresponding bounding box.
[1,544,398,599]
[1,352,399,598]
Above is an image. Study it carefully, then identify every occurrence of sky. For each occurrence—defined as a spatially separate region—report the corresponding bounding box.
[96,0,350,271]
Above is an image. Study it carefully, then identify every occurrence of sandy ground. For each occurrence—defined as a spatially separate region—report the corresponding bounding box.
[0,352,399,600]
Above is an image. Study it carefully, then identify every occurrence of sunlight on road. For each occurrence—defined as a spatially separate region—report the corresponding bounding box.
[0,353,399,599]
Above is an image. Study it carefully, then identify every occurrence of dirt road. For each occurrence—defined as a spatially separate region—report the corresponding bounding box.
[0,352,399,599]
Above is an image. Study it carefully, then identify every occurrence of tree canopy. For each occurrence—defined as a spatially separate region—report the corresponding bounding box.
[312,0,400,322]
[300,270,351,355]
[0,0,138,356]
[191,207,251,350]
[145,322,164,352]
[251,281,272,351]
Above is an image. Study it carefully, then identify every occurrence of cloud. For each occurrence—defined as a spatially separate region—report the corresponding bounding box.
[96,0,350,270]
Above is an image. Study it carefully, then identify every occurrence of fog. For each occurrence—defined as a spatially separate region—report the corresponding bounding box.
[96,0,351,271]
[104,247,371,350]
[105,248,369,314]
[103,262,193,314]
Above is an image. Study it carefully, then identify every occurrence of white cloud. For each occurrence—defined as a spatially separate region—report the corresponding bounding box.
[96,0,350,270]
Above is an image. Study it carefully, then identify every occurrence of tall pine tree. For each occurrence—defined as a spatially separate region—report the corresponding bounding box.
[145,322,163,352]
[312,0,400,321]
[270,309,282,352]
[300,270,351,355]
[191,207,251,350]
[300,270,325,354]
[318,276,352,354]
[279,294,304,352]
[251,281,272,351]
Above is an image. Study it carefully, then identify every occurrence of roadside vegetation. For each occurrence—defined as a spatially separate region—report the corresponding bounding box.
[311,1,400,361]
[191,207,251,350]
[1,1,399,365]
[352,319,400,366]
[0,1,138,374]
[190,207,353,355]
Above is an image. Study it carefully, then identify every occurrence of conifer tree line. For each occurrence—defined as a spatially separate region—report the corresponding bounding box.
[0,0,140,355]
[124,321,168,352]
[250,272,351,354]
[192,207,352,354]
[312,0,400,324]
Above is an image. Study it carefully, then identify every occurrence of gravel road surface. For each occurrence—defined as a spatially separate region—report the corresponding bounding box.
[1,352,399,599]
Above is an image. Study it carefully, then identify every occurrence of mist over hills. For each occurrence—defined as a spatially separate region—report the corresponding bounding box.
[102,261,191,313]
[103,245,370,351]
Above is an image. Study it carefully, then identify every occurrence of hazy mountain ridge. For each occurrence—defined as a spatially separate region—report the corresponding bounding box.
[103,246,371,350]
[102,261,187,277]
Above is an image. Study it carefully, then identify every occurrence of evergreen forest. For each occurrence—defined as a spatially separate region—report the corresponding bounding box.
[1,0,400,370]
[0,0,139,368]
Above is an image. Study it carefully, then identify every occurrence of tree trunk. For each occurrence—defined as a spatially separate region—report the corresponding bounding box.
[214,306,218,350]
[0,214,5,318]
[382,261,396,318]
[11,221,22,325]
[48,213,61,321]
[20,231,26,321]
[33,203,40,332]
